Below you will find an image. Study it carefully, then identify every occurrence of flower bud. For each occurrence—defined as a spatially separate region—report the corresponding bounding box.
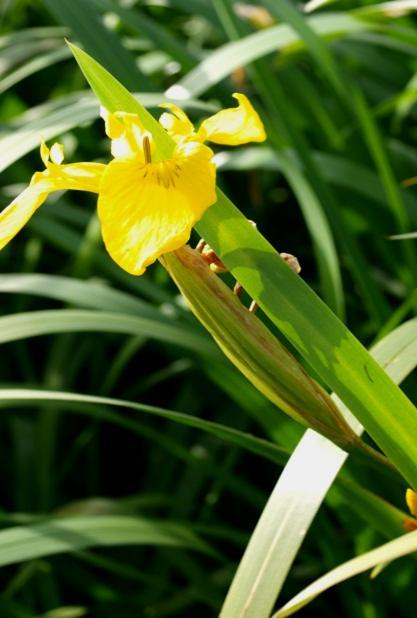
[162,245,359,450]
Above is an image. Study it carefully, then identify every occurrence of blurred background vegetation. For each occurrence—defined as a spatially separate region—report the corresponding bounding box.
[1,0,417,616]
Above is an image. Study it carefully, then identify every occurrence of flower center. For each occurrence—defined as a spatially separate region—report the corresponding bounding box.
[141,159,182,189]
[139,134,182,188]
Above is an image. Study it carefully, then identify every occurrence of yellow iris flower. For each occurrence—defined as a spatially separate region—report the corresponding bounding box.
[0,93,265,275]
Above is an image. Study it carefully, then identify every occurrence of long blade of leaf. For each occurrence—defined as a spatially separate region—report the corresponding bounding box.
[0,515,214,567]
[0,308,215,357]
[0,388,288,466]
[0,273,157,318]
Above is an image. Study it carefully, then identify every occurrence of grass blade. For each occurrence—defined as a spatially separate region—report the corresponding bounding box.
[0,308,215,356]
[0,47,70,95]
[0,273,162,319]
[0,515,214,567]
[0,388,288,466]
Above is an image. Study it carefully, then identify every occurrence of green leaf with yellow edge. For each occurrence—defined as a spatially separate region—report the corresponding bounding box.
[68,42,417,488]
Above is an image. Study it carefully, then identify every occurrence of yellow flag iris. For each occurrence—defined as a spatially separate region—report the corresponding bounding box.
[0,93,265,275]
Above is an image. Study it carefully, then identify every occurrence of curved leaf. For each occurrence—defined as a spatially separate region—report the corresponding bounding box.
[0,308,215,356]
[273,528,417,617]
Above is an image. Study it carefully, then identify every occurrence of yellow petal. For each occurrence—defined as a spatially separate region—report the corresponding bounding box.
[100,107,124,139]
[0,162,105,250]
[40,142,50,167]
[406,488,417,517]
[0,180,50,250]
[101,108,148,159]
[97,141,216,275]
[50,142,64,164]
[197,93,266,145]
[54,162,106,193]
[40,141,65,166]
[159,103,195,142]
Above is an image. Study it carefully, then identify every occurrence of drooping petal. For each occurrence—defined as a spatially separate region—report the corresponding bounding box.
[101,107,148,160]
[159,103,195,142]
[0,162,105,250]
[97,141,216,275]
[197,93,266,145]
[0,179,51,250]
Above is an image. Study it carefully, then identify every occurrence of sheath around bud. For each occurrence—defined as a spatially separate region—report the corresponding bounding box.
[161,245,359,451]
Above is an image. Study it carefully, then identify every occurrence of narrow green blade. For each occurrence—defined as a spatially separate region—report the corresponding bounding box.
[0,515,214,567]
[274,528,417,617]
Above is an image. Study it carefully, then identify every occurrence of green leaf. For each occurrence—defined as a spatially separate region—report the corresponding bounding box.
[163,246,357,448]
[0,388,288,466]
[350,85,417,286]
[331,478,408,541]
[0,308,215,356]
[0,47,70,95]
[0,27,68,49]
[0,515,214,567]
[260,0,346,100]
[0,274,156,318]
[389,231,417,240]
